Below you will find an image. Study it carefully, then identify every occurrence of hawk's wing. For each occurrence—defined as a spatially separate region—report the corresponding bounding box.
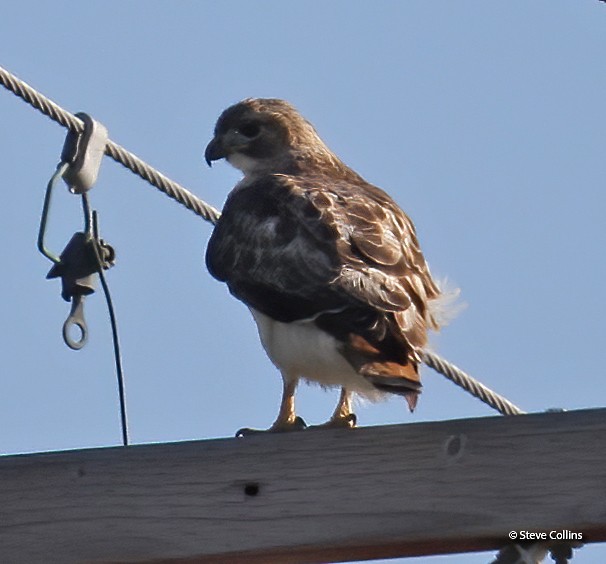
[310,180,440,321]
[206,174,440,381]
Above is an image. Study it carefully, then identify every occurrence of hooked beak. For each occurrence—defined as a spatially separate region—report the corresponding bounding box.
[204,137,225,167]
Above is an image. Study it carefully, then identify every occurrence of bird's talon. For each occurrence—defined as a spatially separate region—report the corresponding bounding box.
[235,416,307,437]
[308,413,357,430]
[235,427,258,437]
[292,416,308,430]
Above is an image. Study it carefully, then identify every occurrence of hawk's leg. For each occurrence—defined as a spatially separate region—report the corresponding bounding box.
[309,388,357,430]
[236,377,307,437]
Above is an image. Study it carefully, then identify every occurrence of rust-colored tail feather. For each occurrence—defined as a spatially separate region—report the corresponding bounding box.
[341,333,421,412]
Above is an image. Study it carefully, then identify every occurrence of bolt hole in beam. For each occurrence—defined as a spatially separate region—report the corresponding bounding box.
[244,483,260,497]
[445,434,466,459]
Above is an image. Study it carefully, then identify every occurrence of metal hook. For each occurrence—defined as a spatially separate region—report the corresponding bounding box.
[62,294,88,350]
[38,162,69,264]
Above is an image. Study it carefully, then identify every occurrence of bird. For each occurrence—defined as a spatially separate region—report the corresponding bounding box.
[204,98,450,435]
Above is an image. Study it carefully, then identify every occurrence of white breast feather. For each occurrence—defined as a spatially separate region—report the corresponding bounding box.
[249,308,384,401]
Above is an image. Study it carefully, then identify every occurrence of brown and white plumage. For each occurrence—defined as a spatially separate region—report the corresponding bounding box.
[205,98,444,433]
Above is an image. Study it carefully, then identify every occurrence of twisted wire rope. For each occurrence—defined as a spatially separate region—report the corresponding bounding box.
[423,350,524,415]
[1,63,524,417]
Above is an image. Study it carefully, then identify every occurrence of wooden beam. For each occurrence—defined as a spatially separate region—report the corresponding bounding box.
[1,408,605,563]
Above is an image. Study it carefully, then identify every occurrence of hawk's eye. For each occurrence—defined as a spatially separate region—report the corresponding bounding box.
[238,123,260,138]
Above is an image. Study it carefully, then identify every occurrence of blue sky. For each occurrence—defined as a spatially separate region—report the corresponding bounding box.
[1,2,605,563]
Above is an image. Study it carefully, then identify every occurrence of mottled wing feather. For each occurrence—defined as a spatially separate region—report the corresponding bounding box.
[309,180,440,323]
[346,201,402,266]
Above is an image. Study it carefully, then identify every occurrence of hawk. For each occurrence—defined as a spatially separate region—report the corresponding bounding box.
[205,98,446,435]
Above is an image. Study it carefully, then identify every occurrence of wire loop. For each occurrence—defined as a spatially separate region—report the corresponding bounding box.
[37,162,69,264]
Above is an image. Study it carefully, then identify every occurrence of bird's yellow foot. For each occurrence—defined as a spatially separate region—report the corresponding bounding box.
[308,413,357,430]
[236,416,307,437]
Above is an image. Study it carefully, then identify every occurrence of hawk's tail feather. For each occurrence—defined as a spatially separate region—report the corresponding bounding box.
[364,374,421,412]
[340,331,422,411]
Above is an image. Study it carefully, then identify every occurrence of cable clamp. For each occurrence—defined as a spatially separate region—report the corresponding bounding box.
[61,112,108,194]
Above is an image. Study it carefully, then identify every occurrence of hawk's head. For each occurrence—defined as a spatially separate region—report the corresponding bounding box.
[205,98,356,179]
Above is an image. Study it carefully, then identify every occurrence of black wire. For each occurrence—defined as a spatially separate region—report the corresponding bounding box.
[84,196,129,447]
[97,259,129,447]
